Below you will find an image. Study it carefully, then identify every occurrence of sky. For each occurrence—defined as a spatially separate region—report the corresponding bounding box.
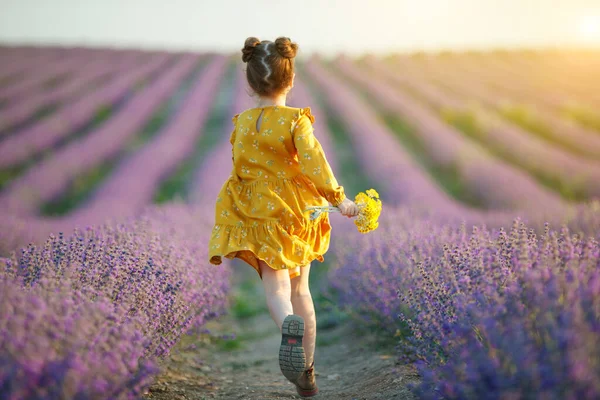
[1,0,599,55]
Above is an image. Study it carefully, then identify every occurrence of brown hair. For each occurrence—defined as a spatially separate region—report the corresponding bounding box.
[242,36,298,97]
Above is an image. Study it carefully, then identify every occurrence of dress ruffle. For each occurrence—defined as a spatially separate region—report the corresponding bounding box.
[209,210,331,279]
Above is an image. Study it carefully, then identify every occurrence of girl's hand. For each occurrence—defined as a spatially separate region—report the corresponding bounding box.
[337,197,359,218]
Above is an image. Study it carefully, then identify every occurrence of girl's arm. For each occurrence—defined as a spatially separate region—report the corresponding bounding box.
[292,109,346,206]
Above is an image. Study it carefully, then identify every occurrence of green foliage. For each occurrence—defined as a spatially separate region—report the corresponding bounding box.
[125,105,171,152]
[441,109,482,140]
[92,105,113,125]
[563,106,600,132]
[500,105,552,141]
[215,336,244,351]
[41,163,114,216]
[0,165,25,191]
[43,75,66,89]
[230,279,267,320]
[499,105,592,157]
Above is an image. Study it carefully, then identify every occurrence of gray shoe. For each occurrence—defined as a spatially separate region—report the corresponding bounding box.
[279,315,306,383]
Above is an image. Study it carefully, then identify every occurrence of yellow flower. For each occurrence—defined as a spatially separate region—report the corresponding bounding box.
[302,187,382,234]
[366,188,380,199]
[353,188,382,234]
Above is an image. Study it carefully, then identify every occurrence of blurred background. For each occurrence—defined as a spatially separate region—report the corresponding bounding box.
[1,0,600,242]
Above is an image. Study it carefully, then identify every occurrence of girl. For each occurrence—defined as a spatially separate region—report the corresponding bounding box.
[208,36,358,397]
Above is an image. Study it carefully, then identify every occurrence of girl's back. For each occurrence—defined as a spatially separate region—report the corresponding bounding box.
[232,105,312,183]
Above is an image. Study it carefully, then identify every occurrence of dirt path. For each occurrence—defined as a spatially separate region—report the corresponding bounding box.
[144,266,418,400]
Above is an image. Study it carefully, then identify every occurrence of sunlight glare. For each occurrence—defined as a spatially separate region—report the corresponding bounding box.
[579,15,600,42]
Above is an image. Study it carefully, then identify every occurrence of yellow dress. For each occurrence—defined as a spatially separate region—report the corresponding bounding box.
[208,105,345,279]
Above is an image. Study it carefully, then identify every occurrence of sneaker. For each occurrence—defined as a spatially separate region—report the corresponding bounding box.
[279,315,306,383]
[295,361,319,397]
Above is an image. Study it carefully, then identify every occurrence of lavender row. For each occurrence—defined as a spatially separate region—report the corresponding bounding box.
[388,57,600,200]
[492,53,600,107]
[64,56,229,227]
[0,52,141,134]
[443,55,599,136]
[336,56,564,212]
[401,56,600,159]
[529,51,600,82]
[1,204,230,399]
[458,55,599,134]
[0,50,102,103]
[0,55,198,215]
[0,53,171,168]
[445,55,587,111]
[188,64,252,208]
[0,48,71,83]
[0,47,145,84]
[0,274,158,400]
[329,212,600,399]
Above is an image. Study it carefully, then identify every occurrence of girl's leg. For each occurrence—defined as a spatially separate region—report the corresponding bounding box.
[259,260,294,331]
[290,264,316,367]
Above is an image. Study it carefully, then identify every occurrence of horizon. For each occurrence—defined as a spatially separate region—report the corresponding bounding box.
[1,0,600,55]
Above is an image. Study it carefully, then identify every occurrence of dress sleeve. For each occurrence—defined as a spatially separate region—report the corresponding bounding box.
[292,108,346,206]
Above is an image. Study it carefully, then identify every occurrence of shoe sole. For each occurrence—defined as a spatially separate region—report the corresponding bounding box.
[279,315,306,383]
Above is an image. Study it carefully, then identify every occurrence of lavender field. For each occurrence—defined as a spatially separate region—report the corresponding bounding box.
[1,45,599,399]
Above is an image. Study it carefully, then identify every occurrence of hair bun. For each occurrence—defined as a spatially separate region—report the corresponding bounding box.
[274,37,298,59]
[242,37,261,63]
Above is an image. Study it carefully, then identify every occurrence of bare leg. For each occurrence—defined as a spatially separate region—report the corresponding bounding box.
[291,264,316,367]
[259,261,294,331]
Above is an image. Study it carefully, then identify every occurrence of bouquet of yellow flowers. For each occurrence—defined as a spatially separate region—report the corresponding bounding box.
[304,189,382,234]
